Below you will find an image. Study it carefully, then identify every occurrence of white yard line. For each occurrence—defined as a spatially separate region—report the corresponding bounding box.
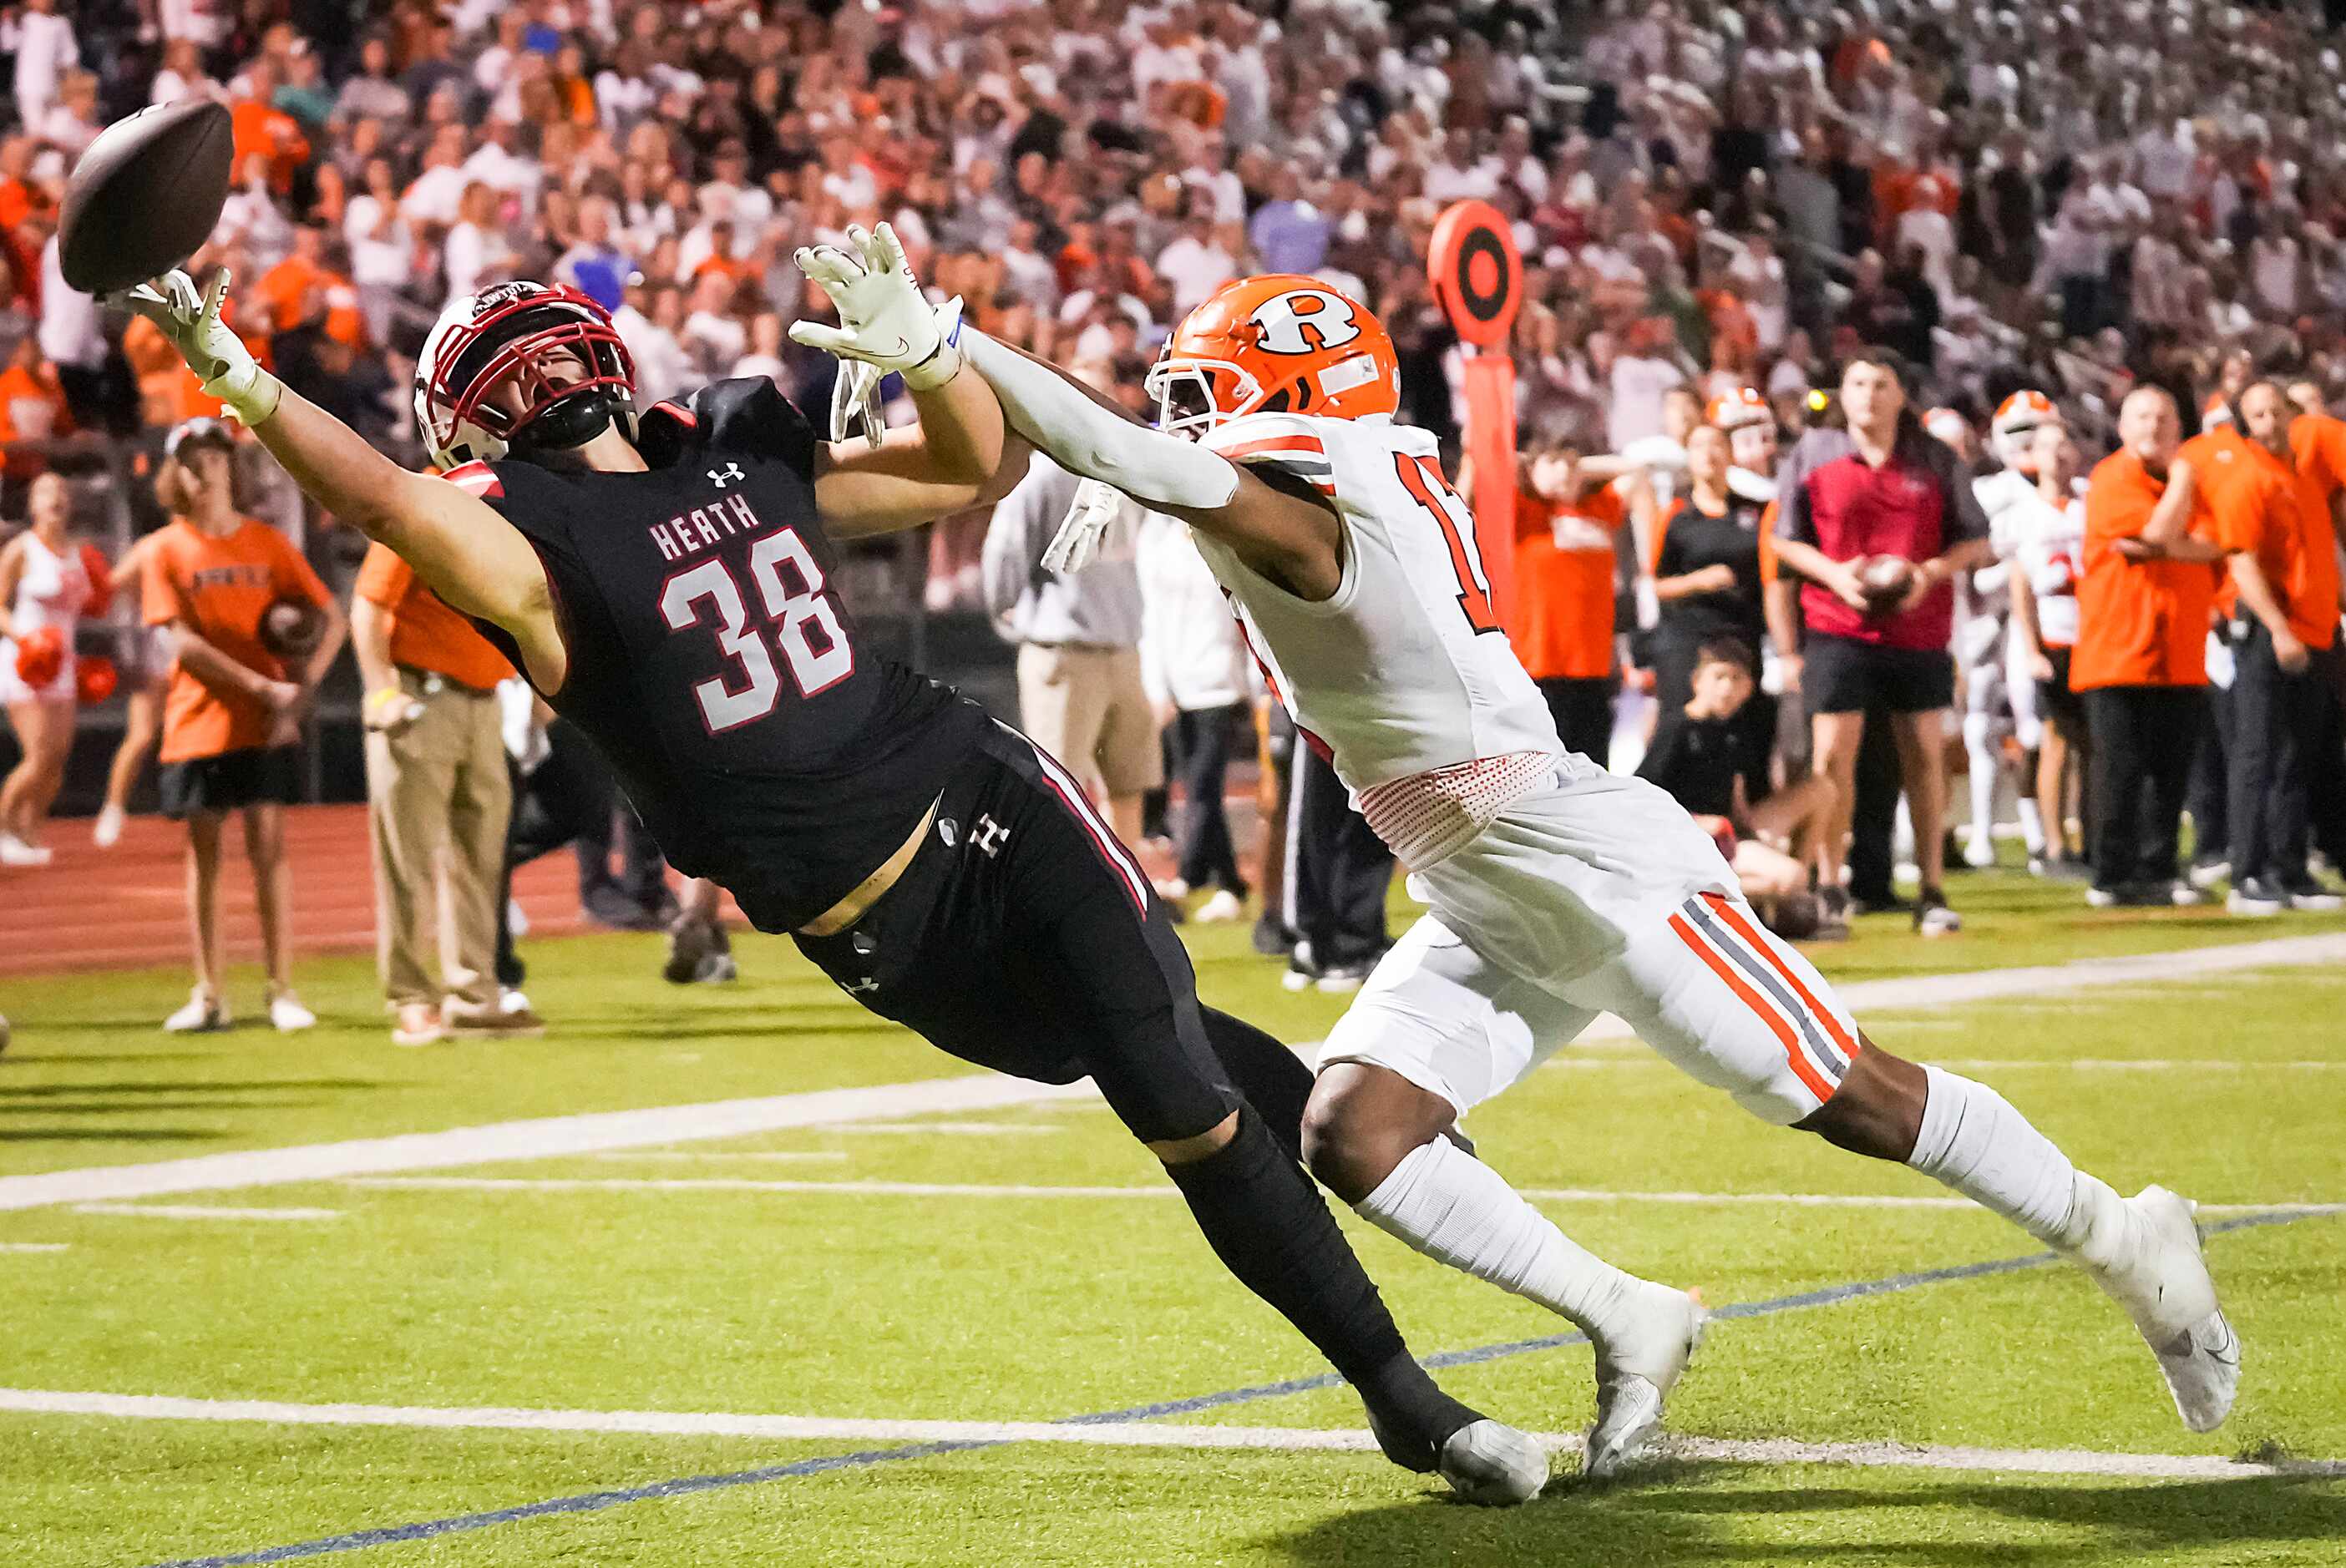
[588,1151,849,1163]
[0,1388,2333,1481]
[0,1242,68,1252]
[338,1176,2345,1217]
[808,1122,1057,1135]
[0,1076,1101,1213]
[5,932,2340,1216]
[70,1204,342,1222]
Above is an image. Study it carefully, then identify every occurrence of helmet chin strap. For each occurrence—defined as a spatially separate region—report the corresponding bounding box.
[508,387,629,463]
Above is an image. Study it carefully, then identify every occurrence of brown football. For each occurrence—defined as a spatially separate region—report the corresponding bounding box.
[1858,554,1916,609]
[260,598,325,660]
[58,100,235,296]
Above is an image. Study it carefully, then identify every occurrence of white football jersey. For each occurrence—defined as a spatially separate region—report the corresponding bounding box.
[2002,490,2087,648]
[1191,412,1564,860]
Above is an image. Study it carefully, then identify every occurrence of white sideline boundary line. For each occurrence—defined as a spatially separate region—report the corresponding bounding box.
[337,1176,2346,1218]
[1,1388,2335,1482]
[69,1204,342,1222]
[5,932,2341,1216]
[0,1076,1101,1213]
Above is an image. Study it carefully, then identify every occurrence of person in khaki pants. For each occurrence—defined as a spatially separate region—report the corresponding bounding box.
[352,541,542,1045]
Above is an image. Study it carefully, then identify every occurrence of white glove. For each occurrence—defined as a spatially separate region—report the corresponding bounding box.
[788,222,964,391]
[109,268,281,427]
[1044,478,1124,574]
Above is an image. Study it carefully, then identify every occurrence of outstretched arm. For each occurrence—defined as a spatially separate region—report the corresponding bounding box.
[787,224,1340,598]
[960,331,1345,599]
[114,270,565,689]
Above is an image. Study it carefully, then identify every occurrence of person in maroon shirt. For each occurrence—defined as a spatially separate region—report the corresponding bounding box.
[1772,350,1993,934]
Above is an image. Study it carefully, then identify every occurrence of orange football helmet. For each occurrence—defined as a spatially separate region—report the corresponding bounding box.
[1707,386,1771,432]
[1147,274,1400,436]
[1991,390,2061,471]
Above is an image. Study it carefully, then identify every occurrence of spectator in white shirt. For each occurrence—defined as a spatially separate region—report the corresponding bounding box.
[401,127,475,229]
[443,181,517,306]
[680,271,749,380]
[1155,202,1239,317]
[8,0,79,137]
[614,283,692,406]
[1137,508,1254,919]
[151,38,220,106]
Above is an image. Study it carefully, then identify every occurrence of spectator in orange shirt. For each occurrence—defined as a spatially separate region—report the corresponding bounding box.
[2195,382,2343,914]
[142,420,346,1033]
[352,539,539,1046]
[0,336,74,493]
[2073,388,2224,905]
[230,59,312,195]
[1501,440,1650,761]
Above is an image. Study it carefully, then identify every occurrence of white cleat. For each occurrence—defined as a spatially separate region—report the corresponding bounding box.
[1436,1418,1549,1505]
[1585,1284,1708,1480]
[267,993,317,1033]
[2083,1186,2240,1433]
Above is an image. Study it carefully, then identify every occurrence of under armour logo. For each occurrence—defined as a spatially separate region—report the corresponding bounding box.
[972,814,1010,857]
[844,975,879,995]
[708,463,745,488]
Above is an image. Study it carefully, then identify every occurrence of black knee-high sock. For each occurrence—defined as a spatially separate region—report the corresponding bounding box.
[1199,1007,1313,1163]
[1165,1109,1480,1469]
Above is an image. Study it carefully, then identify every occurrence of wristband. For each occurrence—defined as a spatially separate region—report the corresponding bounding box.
[898,298,966,392]
[204,361,283,427]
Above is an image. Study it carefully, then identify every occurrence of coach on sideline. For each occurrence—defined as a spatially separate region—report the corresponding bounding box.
[2073,387,2221,905]
[1771,348,1992,935]
[352,541,543,1044]
[2197,382,2344,915]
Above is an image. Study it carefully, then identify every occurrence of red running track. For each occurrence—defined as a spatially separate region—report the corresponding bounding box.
[0,798,1235,979]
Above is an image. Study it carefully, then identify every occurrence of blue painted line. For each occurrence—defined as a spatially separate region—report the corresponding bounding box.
[144,1206,2336,1568]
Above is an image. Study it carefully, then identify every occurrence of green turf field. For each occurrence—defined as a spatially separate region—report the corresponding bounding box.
[3,865,2342,1566]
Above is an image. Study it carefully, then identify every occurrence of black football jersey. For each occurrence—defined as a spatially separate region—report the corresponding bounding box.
[453,378,986,933]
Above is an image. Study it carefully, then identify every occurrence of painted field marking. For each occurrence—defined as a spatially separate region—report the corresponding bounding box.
[0,1076,1102,1213]
[71,1205,342,1222]
[110,1205,2346,1568]
[807,1121,1057,1135]
[586,1151,849,1164]
[334,1176,2346,1217]
[8,1388,2336,1481]
[0,1242,68,1253]
[8,931,2341,1217]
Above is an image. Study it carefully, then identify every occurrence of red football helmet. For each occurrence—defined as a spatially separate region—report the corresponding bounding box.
[415,281,637,468]
[1145,274,1399,436]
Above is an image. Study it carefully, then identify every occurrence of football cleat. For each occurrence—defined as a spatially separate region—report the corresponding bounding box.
[1436,1418,1549,1505]
[1584,1285,1707,1480]
[2080,1186,2239,1433]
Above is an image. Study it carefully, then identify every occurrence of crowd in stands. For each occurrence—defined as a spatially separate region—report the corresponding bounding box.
[3,0,2345,1022]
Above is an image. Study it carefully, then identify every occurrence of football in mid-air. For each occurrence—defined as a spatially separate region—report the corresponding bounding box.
[58,100,235,296]
[259,598,325,660]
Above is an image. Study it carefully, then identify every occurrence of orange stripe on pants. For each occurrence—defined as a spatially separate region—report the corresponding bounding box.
[1702,892,1863,1065]
[1668,911,1837,1105]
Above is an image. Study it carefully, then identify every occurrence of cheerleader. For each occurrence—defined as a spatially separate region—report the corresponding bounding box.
[0,474,107,866]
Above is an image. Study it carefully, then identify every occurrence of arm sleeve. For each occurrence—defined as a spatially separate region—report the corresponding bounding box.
[352,540,413,609]
[962,331,1242,512]
[979,468,1045,621]
[1773,443,1817,546]
[1941,446,1991,544]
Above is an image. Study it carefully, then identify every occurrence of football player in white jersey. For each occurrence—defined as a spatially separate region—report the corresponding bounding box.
[1961,391,2063,867]
[793,231,2241,1483]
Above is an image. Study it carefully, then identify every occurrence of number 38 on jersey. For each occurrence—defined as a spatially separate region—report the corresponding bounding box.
[660,528,854,732]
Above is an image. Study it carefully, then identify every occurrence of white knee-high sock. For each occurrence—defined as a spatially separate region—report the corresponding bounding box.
[1906,1065,2131,1269]
[1962,713,1999,843]
[1357,1136,1645,1333]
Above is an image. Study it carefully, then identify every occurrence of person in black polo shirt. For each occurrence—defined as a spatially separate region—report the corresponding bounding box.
[1771,349,1994,936]
[1651,422,1778,788]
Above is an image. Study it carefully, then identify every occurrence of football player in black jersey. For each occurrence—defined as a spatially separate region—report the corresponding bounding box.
[113,250,1548,1504]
